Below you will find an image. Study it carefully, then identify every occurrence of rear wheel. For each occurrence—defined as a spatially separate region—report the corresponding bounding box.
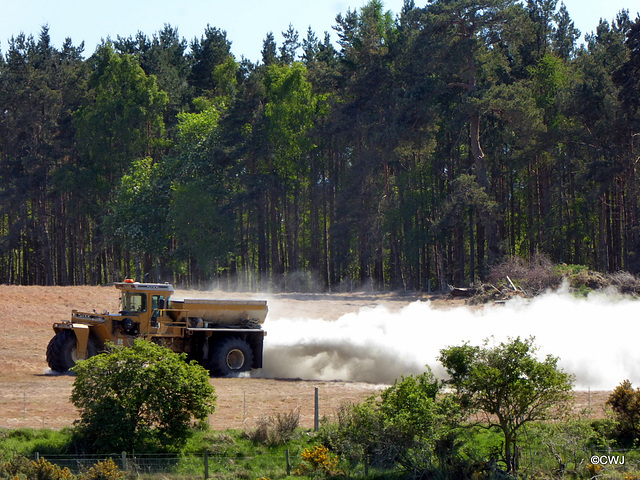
[208,337,253,377]
[46,330,99,373]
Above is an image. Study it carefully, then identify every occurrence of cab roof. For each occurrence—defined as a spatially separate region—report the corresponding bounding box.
[114,281,175,293]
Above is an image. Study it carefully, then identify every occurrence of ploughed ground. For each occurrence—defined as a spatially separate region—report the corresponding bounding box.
[0,285,608,431]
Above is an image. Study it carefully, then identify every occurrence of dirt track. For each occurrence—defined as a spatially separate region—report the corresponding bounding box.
[0,286,608,431]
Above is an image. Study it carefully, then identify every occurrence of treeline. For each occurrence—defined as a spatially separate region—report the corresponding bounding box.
[1,0,639,290]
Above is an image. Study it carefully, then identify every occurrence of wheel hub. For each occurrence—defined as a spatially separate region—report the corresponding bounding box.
[226,349,245,370]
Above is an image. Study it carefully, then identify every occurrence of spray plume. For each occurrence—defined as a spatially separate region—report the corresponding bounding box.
[257,288,640,389]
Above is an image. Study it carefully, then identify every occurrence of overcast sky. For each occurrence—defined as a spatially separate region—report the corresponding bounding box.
[2,0,638,62]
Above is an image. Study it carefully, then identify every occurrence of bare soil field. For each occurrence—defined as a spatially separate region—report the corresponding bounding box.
[0,285,608,431]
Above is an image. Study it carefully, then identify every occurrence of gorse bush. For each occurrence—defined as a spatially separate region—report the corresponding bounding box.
[34,458,75,480]
[294,445,342,477]
[607,380,640,445]
[81,459,123,480]
[0,457,74,480]
[0,457,124,480]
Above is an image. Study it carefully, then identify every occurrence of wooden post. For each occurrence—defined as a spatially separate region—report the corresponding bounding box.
[121,452,127,471]
[314,387,319,431]
[286,449,291,476]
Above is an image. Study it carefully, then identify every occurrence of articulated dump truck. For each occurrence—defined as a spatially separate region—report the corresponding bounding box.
[46,280,268,376]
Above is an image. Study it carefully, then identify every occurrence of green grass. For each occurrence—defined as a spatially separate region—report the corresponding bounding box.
[0,427,74,458]
[184,428,318,479]
[0,427,323,480]
[3,421,640,479]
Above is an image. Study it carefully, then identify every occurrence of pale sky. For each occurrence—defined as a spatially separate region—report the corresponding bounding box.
[1,0,638,62]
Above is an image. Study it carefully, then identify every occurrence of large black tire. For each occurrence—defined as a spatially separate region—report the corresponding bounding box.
[208,337,253,377]
[46,330,99,373]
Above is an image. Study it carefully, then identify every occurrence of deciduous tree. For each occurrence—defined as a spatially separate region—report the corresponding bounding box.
[439,336,574,472]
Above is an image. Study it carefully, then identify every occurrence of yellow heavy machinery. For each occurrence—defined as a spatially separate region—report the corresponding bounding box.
[46,280,268,376]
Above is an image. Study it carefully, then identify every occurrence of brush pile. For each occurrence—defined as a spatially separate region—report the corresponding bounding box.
[463,255,640,305]
[466,282,529,304]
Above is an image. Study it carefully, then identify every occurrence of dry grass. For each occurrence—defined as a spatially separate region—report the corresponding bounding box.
[0,285,608,431]
[0,285,400,430]
[246,408,301,445]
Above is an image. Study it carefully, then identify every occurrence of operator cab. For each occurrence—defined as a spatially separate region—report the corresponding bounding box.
[115,280,174,311]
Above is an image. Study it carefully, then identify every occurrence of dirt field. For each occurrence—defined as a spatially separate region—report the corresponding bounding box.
[0,285,608,431]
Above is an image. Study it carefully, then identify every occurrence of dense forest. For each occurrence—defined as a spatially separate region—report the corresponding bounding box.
[0,0,639,290]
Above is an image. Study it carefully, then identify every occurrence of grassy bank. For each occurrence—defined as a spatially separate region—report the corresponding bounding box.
[3,418,640,479]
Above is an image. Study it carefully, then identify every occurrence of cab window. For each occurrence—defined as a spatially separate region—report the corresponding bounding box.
[121,293,147,313]
[152,295,166,310]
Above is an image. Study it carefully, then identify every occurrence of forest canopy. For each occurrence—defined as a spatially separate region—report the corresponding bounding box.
[0,0,639,291]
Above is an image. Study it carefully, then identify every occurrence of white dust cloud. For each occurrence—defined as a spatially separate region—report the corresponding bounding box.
[257,288,640,389]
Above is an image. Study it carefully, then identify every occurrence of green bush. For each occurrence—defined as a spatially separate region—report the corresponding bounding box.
[320,369,467,476]
[607,380,640,445]
[70,340,216,453]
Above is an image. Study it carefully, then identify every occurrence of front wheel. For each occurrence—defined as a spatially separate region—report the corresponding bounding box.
[208,337,253,377]
[46,330,99,373]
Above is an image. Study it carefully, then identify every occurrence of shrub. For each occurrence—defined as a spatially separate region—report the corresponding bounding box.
[33,458,75,480]
[80,459,123,480]
[71,340,216,453]
[0,457,74,480]
[294,445,342,477]
[319,369,465,476]
[0,456,36,479]
[607,380,640,445]
[247,409,300,446]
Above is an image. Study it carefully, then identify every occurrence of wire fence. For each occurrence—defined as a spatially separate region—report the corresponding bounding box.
[35,451,301,478]
[31,446,640,479]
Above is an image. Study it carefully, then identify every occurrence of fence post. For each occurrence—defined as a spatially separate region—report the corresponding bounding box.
[314,387,319,431]
[204,450,209,480]
[286,449,291,476]
[121,451,127,471]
